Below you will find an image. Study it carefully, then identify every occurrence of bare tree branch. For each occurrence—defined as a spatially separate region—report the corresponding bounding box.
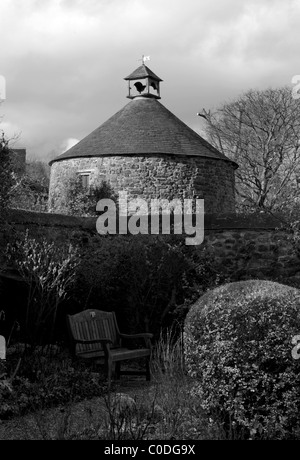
[201,86,300,212]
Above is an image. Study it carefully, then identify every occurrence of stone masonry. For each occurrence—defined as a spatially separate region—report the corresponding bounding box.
[1,210,299,283]
[48,154,235,214]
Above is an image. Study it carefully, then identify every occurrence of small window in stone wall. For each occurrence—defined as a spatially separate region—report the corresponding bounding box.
[77,170,92,189]
[80,174,90,188]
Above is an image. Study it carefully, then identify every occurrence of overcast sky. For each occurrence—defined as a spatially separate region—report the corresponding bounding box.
[1,0,300,162]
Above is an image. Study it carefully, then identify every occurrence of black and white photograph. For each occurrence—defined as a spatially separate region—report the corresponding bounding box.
[1,0,300,445]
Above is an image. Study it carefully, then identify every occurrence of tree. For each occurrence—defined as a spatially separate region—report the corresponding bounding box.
[0,133,13,220]
[199,86,300,213]
[9,159,50,212]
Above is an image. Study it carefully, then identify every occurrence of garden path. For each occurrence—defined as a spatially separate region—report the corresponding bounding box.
[0,377,155,440]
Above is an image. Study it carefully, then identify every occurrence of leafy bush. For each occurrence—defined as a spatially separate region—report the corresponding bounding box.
[0,349,107,420]
[184,280,300,439]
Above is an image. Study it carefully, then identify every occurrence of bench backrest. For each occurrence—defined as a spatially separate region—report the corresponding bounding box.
[67,310,121,355]
[0,335,5,360]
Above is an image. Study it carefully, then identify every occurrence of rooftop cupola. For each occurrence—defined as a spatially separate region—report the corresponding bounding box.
[124,57,163,100]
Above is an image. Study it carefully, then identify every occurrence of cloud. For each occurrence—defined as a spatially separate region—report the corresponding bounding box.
[61,137,80,153]
[0,0,299,160]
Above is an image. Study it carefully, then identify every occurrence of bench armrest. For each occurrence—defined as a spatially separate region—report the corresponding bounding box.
[119,333,153,340]
[74,338,113,345]
[119,333,153,348]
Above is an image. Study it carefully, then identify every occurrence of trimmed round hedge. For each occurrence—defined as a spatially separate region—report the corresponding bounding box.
[184,280,300,439]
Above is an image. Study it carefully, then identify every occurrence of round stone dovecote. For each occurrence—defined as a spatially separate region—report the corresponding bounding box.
[48,64,237,214]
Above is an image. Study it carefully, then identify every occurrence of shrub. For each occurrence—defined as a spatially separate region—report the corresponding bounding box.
[6,231,79,346]
[184,280,300,439]
[0,350,107,420]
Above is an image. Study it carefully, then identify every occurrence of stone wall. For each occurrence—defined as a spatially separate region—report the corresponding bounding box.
[203,214,299,281]
[1,210,298,341]
[0,209,94,249]
[0,210,298,284]
[48,154,235,215]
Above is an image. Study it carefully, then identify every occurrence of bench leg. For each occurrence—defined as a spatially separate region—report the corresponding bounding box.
[115,362,121,379]
[146,357,151,381]
[107,356,113,388]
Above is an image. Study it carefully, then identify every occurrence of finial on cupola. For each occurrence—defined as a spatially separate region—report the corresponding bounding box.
[124,56,163,100]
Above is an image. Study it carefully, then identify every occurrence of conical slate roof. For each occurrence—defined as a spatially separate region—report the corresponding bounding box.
[50,97,237,166]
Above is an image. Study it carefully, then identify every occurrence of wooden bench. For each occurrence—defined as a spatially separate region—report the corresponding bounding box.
[66,310,153,386]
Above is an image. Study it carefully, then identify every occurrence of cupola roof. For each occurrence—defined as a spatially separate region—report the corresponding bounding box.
[124,64,163,82]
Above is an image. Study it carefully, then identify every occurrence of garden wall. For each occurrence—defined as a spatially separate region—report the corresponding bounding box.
[0,209,298,282]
